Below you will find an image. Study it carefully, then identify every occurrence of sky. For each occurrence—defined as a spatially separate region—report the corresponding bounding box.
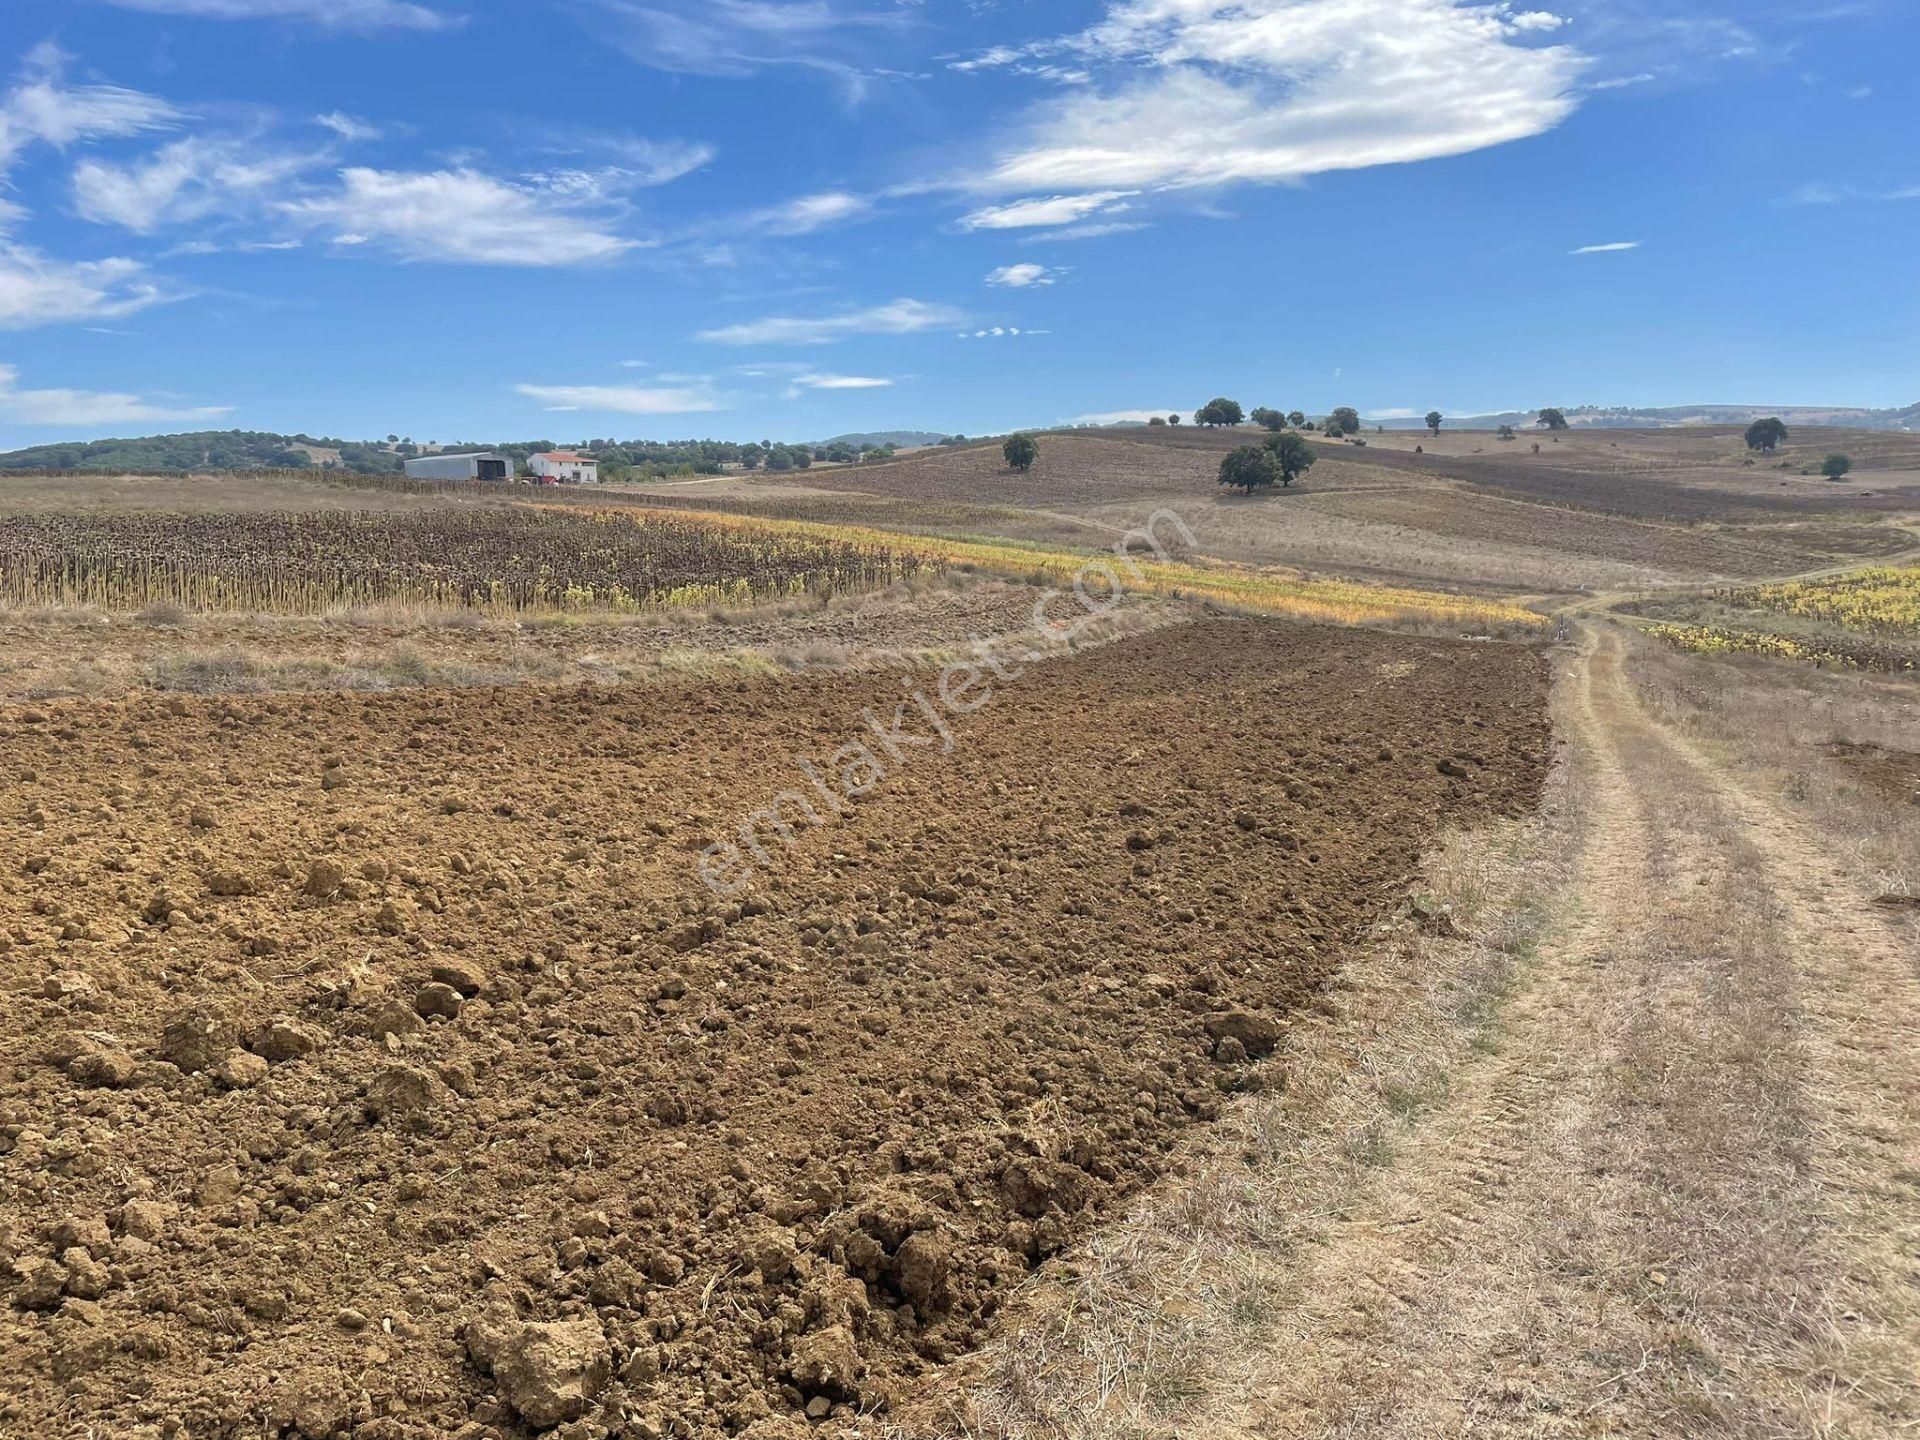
[0,0,1914,447]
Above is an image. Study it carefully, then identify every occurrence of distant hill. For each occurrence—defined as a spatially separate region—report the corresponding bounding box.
[812,430,947,450]
[0,430,404,474]
[1379,401,1920,431]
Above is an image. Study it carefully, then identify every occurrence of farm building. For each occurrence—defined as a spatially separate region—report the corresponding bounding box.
[404,452,511,481]
[530,451,599,484]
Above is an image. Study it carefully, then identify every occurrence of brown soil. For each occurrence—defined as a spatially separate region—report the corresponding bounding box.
[0,619,1549,1438]
[1824,740,1920,808]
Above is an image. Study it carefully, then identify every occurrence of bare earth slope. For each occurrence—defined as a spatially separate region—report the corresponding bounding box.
[0,619,1547,1438]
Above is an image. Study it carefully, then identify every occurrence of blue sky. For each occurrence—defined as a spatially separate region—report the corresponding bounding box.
[0,0,1913,446]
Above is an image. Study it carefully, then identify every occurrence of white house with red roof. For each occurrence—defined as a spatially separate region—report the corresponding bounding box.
[529,450,598,484]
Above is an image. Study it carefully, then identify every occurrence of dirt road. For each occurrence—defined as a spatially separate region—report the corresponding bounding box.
[1197,622,1920,1438]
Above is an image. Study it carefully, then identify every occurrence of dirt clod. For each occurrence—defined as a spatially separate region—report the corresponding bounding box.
[466,1310,612,1429]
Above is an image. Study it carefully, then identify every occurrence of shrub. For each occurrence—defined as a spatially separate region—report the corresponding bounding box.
[1822,453,1853,481]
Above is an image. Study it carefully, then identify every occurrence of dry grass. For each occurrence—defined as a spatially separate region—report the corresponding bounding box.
[1623,640,1919,892]
[919,727,1580,1438]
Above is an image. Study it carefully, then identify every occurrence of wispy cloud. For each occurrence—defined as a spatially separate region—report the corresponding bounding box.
[1064,408,1174,425]
[791,372,891,389]
[985,262,1060,287]
[961,191,1135,230]
[957,326,1043,339]
[97,0,451,30]
[1028,220,1148,243]
[583,0,912,97]
[1789,180,1920,204]
[282,168,640,266]
[0,43,180,179]
[315,111,381,141]
[698,297,963,346]
[749,190,874,235]
[950,0,1584,199]
[515,382,723,413]
[0,363,228,424]
[1569,240,1640,253]
[74,137,322,234]
[0,245,177,329]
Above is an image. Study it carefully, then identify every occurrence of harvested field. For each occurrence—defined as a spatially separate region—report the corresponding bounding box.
[0,619,1549,1437]
[0,510,928,615]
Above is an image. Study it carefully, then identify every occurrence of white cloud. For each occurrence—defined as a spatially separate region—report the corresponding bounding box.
[752,190,874,235]
[1570,239,1640,253]
[514,383,723,414]
[0,363,229,425]
[698,297,964,346]
[960,191,1135,229]
[1507,10,1568,32]
[582,0,909,92]
[985,262,1058,287]
[73,137,320,234]
[793,373,891,389]
[958,326,1038,340]
[98,0,450,29]
[282,168,639,265]
[1065,408,1176,425]
[0,245,175,329]
[0,44,179,177]
[315,111,382,141]
[1789,181,1920,205]
[959,0,1585,196]
[1028,220,1148,242]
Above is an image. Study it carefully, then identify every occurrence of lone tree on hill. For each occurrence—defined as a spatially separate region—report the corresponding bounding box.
[1425,410,1444,436]
[1168,414,1181,425]
[1250,406,1286,431]
[1497,423,1517,440]
[1537,407,1570,430]
[1148,415,1167,426]
[1219,444,1282,495]
[1327,406,1361,436]
[1745,416,1789,452]
[1263,429,1316,486]
[1821,453,1852,480]
[1196,397,1245,427]
[1003,432,1039,472]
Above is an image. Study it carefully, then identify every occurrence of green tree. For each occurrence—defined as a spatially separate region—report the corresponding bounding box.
[1536,407,1570,430]
[1249,406,1285,431]
[1497,423,1517,440]
[1147,416,1167,426]
[1821,453,1852,480]
[1425,410,1443,436]
[1287,410,1305,428]
[1168,414,1182,426]
[1219,445,1281,495]
[738,447,762,470]
[1327,406,1361,436]
[1197,397,1245,427]
[1745,417,1788,452]
[1003,432,1039,472]
[1262,430,1316,486]
[765,447,794,472]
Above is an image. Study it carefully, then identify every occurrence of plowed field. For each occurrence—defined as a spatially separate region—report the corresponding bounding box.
[1,620,1548,1438]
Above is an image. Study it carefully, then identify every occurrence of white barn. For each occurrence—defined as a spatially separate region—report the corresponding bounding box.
[529,451,599,484]
[404,452,511,481]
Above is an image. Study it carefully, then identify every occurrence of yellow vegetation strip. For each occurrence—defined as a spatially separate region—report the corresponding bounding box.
[542,501,1546,631]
